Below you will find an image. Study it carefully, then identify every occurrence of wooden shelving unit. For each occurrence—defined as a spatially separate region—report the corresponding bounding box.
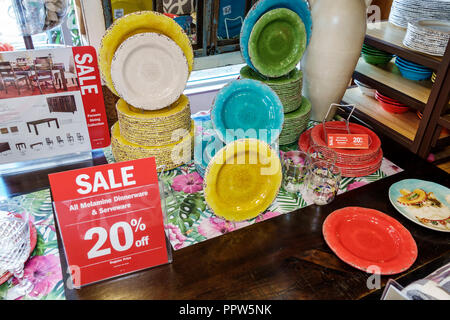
[342,21,450,158]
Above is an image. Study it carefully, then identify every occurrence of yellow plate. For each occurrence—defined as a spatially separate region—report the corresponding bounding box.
[99,11,194,96]
[116,94,190,119]
[111,120,194,170]
[111,119,193,149]
[204,138,282,222]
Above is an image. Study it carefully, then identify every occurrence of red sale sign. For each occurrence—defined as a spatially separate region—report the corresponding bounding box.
[327,134,369,150]
[49,158,170,287]
[72,46,110,149]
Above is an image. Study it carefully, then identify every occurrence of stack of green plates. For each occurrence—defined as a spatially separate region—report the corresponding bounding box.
[240,65,303,113]
[361,44,394,66]
[279,96,311,145]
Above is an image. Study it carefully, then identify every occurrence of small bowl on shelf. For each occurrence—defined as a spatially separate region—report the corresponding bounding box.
[362,53,393,66]
[375,91,410,114]
[354,79,376,97]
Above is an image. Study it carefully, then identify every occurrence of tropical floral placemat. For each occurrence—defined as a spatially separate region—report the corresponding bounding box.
[103,112,404,250]
[0,189,65,300]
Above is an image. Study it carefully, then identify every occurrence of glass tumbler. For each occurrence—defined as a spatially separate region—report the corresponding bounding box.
[281,151,311,193]
[0,202,33,298]
[307,144,338,165]
[306,160,341,205]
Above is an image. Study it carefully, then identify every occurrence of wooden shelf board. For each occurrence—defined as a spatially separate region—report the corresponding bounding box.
[355,57,432,105]
[438,114,450,130]
[366,21,442,69]
[342,87,419,143]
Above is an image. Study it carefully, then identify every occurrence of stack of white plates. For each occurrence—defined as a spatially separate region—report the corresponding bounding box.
[403,20,450,56]
[389,0,450,28]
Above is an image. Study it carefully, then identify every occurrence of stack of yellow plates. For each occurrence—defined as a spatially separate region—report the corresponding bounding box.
[204,138,282,222]
[111,120,194,171]
[116,95,191,146]
[100,11,195,168]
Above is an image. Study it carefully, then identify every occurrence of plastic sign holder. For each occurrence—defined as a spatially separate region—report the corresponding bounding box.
[323,103,372,150]
[49,157,171,288]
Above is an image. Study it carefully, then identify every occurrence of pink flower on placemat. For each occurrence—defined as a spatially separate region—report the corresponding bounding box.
[347,181,368,191]
[198,217,251,239]
[198,217,235,238]
[255,211,282,223]
[166,224,187,250]
[171,172,204,193]
[284,151,306,165]
[13,255,61,298]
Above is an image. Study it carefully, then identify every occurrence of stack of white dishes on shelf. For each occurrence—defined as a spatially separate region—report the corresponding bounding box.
[98,11,195,171]
[403,19,450,57]
[389,0,450,28]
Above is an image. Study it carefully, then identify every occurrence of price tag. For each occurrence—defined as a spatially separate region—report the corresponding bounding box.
[327,134,369,149]
[49,158,169,287]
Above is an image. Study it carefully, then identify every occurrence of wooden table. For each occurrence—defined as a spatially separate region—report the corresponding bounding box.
[30,142,43,149]
[26,118,59,135]
[13,63,68,91]
[0,142,10,153]
[1,136,449,300]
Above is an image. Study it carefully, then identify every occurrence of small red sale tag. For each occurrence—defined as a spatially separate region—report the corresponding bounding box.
[327,134,369,149]
[49,158,169,287]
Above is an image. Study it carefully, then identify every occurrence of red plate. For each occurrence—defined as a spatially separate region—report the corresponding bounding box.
[323,207,417,275]
[0,222,37,285]
[299,126,383,177]
[378,101,410,114]
[338,149,383,170]
[298,128,313,153]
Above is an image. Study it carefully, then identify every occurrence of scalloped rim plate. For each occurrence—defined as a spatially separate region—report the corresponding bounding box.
[211,79,284,145]
[111,32,189,110]
[203,138,282,222]
[323,207,418,275]
[388,179,450,232]
[248,8,306,77]
[98,11,193,96]
[240,0,312,72]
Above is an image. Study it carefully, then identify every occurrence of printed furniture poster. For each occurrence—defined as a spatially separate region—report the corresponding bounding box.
[0,46,110,165]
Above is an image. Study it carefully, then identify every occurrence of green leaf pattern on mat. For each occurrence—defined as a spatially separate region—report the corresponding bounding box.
[1,189,65,300]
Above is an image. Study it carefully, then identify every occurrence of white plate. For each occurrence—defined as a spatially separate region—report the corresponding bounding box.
[389,0,450,28]
[389,179,450,232]
[111,32,189,110]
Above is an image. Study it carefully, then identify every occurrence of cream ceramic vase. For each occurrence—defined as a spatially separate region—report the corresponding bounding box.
[302,0,368,121]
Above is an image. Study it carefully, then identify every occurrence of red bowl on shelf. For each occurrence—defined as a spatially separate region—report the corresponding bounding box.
[375,91,407,107]
[378,100,410,114]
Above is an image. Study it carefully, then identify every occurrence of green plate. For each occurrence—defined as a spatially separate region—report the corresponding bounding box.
[240,65,302,85]
[285,96,311,120]
[248,8,306,78]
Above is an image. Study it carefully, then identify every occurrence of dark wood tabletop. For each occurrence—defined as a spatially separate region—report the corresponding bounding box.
[1,133,449,300]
